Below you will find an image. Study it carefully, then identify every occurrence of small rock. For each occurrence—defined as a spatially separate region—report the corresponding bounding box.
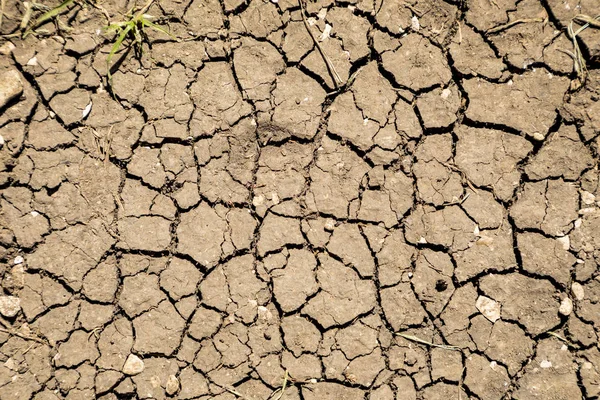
[0,69,24,109]
[556,236,570,251]
[122,354,144,375]
[540,360,552,368]
[475,295,501,322]
[0,135,4,148]
[558,297,573,316]
[165,374,179,395]
[0,42,15,56]
[14,256,23,265]
[571,282,585,301]
[0,296,21,317]
[581,191,595,205]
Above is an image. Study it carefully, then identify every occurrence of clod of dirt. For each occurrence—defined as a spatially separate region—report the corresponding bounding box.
[271,249,318,313]
[269,68,326,140]
[177,202,227,267]
[306,136,370,218]
[26,219,115,291]
[381,282,427,330]
[405,205,476,251]
[461,189,505,229]
[465,353,510,400]
[510,179,579,236]
[0,69,24,109]
[376,229,415,286]
[257,213,304,256]
[133,301,185,355]
[416,85,461,129]
[302,382,364,400]
[465,0,518,31]
[456,126,532,201]
[303,254,376,328]
[474,319,535,376]
[48,88,91,126]
[525,124,595,180]
[479,273,560,335]
[0,295,21,317]
[160,258,201,301]
[449,23,505,79]
[380,34,452,91]
[412,249,455,317]
[122,354,145,375]
[518,232,575,286]
[561,70,600,142]
[513,338,582,399]
[328,92,380,151]
[119,273,167,318]
[327,223,375,278]
[190,62,252,137]
[488,0,571,71]
[464,69,569,140]
[233,38,285,102]
[413,134,463,206]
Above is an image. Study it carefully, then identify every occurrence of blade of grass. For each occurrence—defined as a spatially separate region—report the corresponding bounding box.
[396,333,461,351]
[270,370,289,400]
[143,19,176,40]
[298,0,342,89]
[486,17,545,34]
[29,0,74,27]
[106,23,133,84]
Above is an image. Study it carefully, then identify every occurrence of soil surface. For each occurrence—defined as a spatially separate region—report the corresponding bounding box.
[0,0,600,399]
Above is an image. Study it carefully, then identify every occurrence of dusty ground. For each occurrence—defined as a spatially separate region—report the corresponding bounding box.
[0,0,600,399]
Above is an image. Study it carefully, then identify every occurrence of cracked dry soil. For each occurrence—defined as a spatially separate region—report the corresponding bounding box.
[1,0,600,399]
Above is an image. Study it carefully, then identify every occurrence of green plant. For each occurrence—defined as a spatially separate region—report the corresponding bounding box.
[105,0,175,87]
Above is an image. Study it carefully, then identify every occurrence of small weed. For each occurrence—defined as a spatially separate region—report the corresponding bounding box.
[18,0,83,38]
[104,0,175,88]
[566,13,600,90]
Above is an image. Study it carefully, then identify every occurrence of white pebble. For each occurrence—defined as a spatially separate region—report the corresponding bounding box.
[559,297,573,316]
[122,354,144,375]
[556,236,570,251]
[581,191,596,205]
[0,296,21,317]
[540,360,552,368]
[411,16,420,31]
[571,283,585,301]
[14,256,23,265]
[165,375,179,395]
[476,296,501,322]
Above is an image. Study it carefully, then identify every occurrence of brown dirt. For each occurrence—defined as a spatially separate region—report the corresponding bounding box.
[0,0,599,399]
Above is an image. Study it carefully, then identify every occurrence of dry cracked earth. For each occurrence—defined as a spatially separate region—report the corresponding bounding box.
[0,0,600,399]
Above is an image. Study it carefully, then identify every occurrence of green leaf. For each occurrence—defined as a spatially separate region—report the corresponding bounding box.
[106,23,133,85]
[143,19,177,40]
[30,0,75,28]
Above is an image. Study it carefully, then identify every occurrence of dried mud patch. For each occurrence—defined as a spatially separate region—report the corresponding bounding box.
[0,0,599,399]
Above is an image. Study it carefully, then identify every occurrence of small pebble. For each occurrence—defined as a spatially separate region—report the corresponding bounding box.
[540,360,552,368]
[122,354,144,375]
[556,236,570,251]
[165,375,179,395]
[571,283,585,301]
[14,256,24,265]
[0,296,21,317]
[558,297,573,316]
[476,296,501,322]
[581,191,595,205]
